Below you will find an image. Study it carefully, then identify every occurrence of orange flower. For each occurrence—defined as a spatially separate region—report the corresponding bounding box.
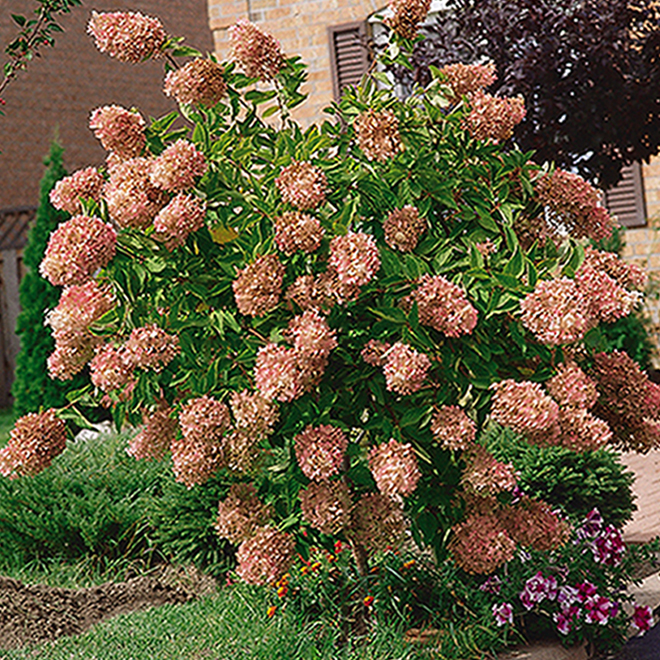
[363,595,374,607]
[267,605,277,618]
[277,585,288,598]
[403,559,416,569]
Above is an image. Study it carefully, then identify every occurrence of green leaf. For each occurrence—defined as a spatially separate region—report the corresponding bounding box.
[11,14,26,27]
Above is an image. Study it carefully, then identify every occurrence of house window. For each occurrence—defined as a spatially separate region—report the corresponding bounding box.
[327,22,370,101]
[603,163,647,228]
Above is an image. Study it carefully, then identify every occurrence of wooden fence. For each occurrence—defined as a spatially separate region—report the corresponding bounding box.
[0,207,35,408]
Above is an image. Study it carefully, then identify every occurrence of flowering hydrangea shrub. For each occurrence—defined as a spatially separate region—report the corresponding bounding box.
[6,0,658,603]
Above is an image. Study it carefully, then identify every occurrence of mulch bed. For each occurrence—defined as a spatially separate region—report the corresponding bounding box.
[0,565,216,650]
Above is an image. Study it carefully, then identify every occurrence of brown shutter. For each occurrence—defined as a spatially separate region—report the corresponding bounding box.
[328,22,370,101]
[603,163,647,228]
[0,206,35,251]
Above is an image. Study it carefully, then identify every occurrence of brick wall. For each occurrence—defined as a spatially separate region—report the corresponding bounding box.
[209,0,381,124]
[0,1,214,210]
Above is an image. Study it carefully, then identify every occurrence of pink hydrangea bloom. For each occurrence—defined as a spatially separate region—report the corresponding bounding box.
[294,424,348,482]
[576,263,640,323]
[171,435,225,488]
[520,278,589,345]
[274,211,325,254]
[408,274,478,337]
[275,161,327,210]
[329,232,380,287]
[228,20,285,81]
[385,0,431,40]
[430,405,477,451]
[230,390,279,436]
[103,157,168,229]
[348,492,406,554]
[299,480,351,535]
[369,438,421,498]
[40,215,116,286]
[153,193,207,250]
[49,167,104,215]
[501,497,570,552]
[535,169,613,241]
[582,246,647,290]
[150,139,207,192]
[546,362,598,409]
[490,379,559,434]
[87,11,167,63]
[233,254,285,317]
[127,402,177,462]
[164,58,226,107]
[124,324,180,372]
[179,396,231,445]
[0,410,67,479]
[235,526,295,585]
[557,408,612,452]
[383,205,427,252]
[216,483,271,544]
[355,109,404,162]
[89,105,146,159]
[440,62,497,100]
[383,342,431,395]
[462,445,517,495]
[46,281,115,380]
[89,344,135,394]
[464,91,526,143]
[286,310,337,360]
[449,513,516,574]
[254,344,301,402]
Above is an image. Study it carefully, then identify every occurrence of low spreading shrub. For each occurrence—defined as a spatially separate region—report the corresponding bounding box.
[482,424,636,528]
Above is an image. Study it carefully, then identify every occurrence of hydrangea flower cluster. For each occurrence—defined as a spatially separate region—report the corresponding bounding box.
[382,205,427,252]
[440,62,497,100]
[382,342,432,395]
[355,109,404,162]
[348,492,406,554]
[406,274,478,337]
[216,483,272,544]
[430,405,477,451]
[461,445,517,496]
[368,438,421,499]
[385,0,432,40]
[233,254,285,317]
[89,343,135,394]
[299,480,351,535]
[49,167,104,215]
[464,91,526,143]
[329,232,381,287]
[0,410,67,479]
[275,161,327,210]
[124,324,180,372]
[235,526,295,585]
[40,215,117,286]
[150,139,207,192]
[126,402,177,462]
[153,193,207,250]
[87,10,167,63]
[294,425,347,482]
[164,58,226,107]
[535,169,613,241]
[274,212,325,255]
[228,19,284,81]
[490,380,559,435]
[89,105,146,159]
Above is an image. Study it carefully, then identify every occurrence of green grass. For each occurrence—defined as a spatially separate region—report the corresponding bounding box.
[2,583,428,660]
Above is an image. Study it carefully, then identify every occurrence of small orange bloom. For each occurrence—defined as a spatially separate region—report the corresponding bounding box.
[277,585,288,598]
[267,605,277,618]
[301,565,309,575]
[403,559,416,569]
[363,595,374,607]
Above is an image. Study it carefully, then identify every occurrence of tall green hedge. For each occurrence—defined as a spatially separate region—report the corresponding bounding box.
[11,142,86,414]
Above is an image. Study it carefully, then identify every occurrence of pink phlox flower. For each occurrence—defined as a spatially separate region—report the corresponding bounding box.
[492,602,513,627]
[584,595,616,625]
[519,572,557,611]
[633,604,654,634]
[592,525,625,566]
[554,605,581,635]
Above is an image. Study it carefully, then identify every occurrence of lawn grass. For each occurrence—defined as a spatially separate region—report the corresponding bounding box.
[2,582,426,660]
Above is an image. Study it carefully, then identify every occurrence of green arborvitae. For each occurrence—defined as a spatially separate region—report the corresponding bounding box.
[11,142,85,414]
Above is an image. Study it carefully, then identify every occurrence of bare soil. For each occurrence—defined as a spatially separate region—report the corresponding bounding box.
[0,565,216,650]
